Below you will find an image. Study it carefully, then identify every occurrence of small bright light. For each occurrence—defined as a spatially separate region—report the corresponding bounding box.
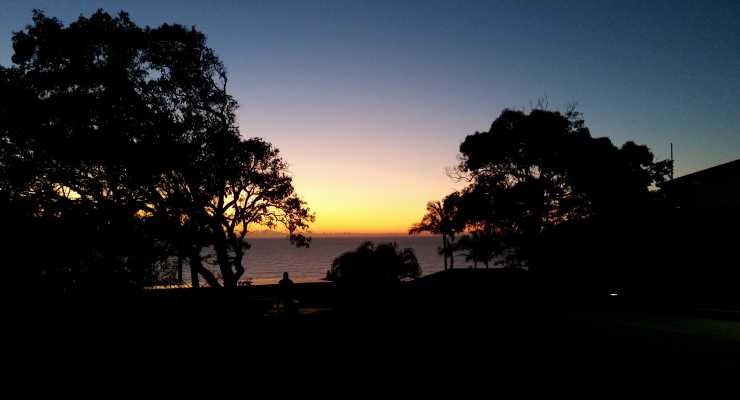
[610,292,619,297]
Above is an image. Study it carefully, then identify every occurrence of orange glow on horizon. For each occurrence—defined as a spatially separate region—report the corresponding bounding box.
[238,98,468,235]
[287,155,465,235]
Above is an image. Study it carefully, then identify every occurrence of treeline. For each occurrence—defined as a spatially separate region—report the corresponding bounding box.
[0,10,313,296]
[1,9,698,299]
[411,108,679,293]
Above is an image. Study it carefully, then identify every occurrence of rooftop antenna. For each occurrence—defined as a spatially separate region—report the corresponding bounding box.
[670,143,674,180]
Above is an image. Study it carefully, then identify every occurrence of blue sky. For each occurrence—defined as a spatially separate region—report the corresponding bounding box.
[2,0,739,232]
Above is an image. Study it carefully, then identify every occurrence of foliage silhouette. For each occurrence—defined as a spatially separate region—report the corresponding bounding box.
[455,231,499,269]
[447,107,673,273]
[0,9,313,294]
[406,107,677,289]
[326,241,421,286]
[408,192,464,270]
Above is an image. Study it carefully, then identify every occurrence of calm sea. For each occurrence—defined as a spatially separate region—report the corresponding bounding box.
[184,236,471,285]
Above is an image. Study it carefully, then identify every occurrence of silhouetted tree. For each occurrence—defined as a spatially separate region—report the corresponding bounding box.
[0,10,313,293]
[1,10,170,293]
[409,192,463,270]
[204,137,314,288]
[326,242,421,285]
[138,19,313,289]
[452,107,673,272]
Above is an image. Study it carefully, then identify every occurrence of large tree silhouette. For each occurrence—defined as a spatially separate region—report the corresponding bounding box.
[451,107,673,270]
[2,10,171,292]
[202,137,313,288]
[0,10,312,292]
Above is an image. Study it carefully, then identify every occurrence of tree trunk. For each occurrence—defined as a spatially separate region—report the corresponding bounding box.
[176,255,183,283]
[232,242,245,284]
[189,248,221,288]
[442,235,448,271]
[449,236,455,269]
[189,254,200,289]
[215,246,236,287]
[212,227,237,288]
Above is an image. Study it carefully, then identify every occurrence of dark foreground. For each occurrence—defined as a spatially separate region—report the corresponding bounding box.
[10,270,740,381]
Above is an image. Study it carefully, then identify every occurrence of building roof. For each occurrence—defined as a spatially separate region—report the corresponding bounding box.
[664,158,740,187]
[662,158,740,209]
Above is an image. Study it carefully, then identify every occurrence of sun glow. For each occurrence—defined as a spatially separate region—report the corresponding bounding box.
[288,166,463,234]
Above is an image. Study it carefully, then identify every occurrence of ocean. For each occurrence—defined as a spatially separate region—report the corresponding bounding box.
[183,236,472,285]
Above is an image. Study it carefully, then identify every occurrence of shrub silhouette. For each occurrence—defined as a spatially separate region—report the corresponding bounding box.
[326,242,420,286]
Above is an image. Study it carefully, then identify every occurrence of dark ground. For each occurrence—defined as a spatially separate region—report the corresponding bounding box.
[9,269,740,384]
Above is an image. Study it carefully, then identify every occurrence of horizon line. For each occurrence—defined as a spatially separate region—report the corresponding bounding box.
[248,231,439,237]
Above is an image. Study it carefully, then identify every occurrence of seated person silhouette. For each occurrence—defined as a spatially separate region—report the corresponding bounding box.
[277,272,298,315]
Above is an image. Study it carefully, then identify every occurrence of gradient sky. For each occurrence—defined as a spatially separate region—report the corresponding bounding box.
[2,0,739,234]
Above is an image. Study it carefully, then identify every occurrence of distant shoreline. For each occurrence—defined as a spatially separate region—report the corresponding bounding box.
[144,277,329,289]
[247,233,441,238]
[153,236,450,289]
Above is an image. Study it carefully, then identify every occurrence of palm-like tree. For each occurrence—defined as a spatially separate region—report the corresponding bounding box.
[409,193,462,270]
[457,231,498,268]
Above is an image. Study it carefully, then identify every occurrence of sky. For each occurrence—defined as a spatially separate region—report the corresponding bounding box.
[2,0,739,234]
